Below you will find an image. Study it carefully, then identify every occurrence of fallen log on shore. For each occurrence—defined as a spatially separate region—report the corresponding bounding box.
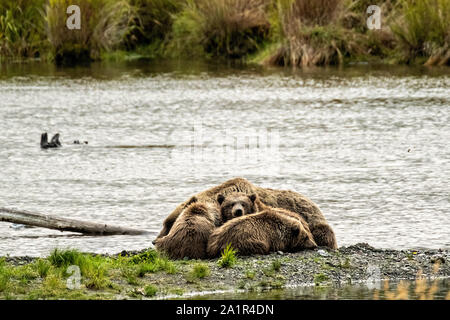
[0,207,150,236]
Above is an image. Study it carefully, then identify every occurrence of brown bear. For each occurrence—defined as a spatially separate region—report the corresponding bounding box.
[154,200,220,259]
[217,192,258,222]
[207,193,317,257]
[155,178,337,249]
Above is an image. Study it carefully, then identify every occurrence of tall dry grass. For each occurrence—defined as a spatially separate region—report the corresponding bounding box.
[265,0,363,67]
[45,0,136,64]
[124,0,182,49]
[286,0,341,26]
[169,0,270,58]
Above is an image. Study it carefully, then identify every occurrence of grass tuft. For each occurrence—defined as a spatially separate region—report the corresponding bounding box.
[144,284,158,297]
[189,263,210,279]
[217,243,237,268]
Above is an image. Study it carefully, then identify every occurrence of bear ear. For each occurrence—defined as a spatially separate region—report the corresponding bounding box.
[249,193,257,204]
[187,196,198,205]
[217,194,225,205]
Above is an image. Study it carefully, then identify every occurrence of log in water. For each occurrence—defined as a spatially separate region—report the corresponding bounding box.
[0,207,150,236]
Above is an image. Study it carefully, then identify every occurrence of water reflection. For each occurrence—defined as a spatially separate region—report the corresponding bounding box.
[187,279,450,300]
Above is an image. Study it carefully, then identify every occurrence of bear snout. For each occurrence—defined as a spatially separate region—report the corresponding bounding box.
[232,204,244,217]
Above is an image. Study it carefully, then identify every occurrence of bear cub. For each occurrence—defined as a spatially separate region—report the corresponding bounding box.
[154,199,218,259]
[217,192,258,222]
[207,193,317,257]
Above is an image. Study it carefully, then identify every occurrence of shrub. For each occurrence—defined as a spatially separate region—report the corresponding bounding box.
[124,0,183,49]
[391,0,449,65]
[45,0,136,64]
[264,0,364,67]
[0,0,47,58]
[285,0,341,26]
[169,0,270,58]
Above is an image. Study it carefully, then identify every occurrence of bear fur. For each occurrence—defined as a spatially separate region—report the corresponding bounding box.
[155,178,337,250]
[207,194,317,257]
[154,200,220,259]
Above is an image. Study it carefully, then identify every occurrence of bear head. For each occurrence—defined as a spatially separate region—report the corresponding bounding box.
[217,192,258,222]
[287,220,317,251]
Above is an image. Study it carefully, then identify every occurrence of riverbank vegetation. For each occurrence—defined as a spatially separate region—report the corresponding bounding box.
[1,0,449,66]
[0,244,449,299]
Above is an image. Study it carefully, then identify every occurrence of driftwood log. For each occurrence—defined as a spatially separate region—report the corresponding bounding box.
[0,207,150,236]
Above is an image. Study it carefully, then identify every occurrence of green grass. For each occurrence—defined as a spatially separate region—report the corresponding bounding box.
[391,0,449,65]
[314,273,329,286]
[0,248,204,299]
[125,0,182,49]
[48,248,84,267]
[168,0,270,59]
[271,259,281,272]
[34,259,51,278]
[189,263,210,279]
[217,243,238,268]
[245,269,256,280]
[144,284,158,297]
[0,0,47,59]
[45,0,136,64]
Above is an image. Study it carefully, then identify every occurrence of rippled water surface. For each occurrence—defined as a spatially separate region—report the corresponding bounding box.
[0,61,449,257]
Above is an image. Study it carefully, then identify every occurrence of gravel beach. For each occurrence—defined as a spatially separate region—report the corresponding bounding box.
[1,243,449,299]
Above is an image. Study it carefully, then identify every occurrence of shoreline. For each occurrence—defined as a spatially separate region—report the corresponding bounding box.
[1,243,449,299]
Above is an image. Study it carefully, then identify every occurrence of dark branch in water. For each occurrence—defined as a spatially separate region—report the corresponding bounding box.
[40,132,61,149]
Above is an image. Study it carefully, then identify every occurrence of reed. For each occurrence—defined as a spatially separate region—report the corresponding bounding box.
[125,0,182,49]
[45,0,136,64]
[391,0,449,65]
[0,0,47,59]
[169,0,270,58]
[264,0,363,67]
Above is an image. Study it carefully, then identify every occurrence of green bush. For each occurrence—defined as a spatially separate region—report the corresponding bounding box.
[124,0,183,49]
[391,0,449,65]
[169,0,270,58]
[0,0,47,58]
[45,0,136,64]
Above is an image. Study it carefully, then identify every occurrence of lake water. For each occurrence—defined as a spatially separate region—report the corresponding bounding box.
[0,60,449,257]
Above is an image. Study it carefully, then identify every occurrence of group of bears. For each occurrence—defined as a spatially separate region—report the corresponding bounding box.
[154,178,337,259]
